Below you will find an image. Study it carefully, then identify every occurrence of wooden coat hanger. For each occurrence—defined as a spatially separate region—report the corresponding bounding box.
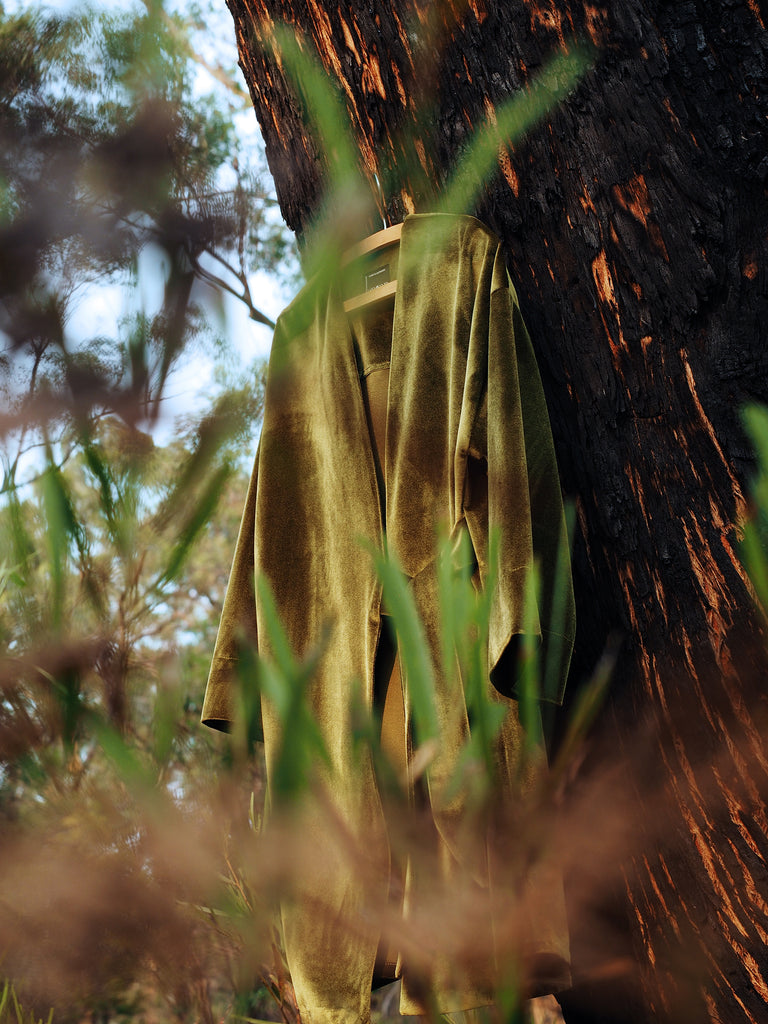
[341,222,403,314]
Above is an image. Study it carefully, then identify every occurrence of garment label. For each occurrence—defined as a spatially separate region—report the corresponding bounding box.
[364,264,390,291]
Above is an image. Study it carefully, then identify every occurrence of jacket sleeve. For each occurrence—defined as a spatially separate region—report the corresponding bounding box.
[200,447,261,732]
[464,249,575,705]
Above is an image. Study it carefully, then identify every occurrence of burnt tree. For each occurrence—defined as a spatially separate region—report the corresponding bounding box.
[222,1,768,1021]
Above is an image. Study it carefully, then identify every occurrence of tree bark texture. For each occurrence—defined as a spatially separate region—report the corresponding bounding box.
[224,1,768,1020]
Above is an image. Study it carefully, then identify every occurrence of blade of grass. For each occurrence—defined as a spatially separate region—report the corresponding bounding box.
[269,25,373,278]
[437,43,594,217]
[549,635,618,784]
[255,574,331,799]
[365,540,438,747]
[91,714,157,793]
[541,501,576,701]
[155,462,232,588]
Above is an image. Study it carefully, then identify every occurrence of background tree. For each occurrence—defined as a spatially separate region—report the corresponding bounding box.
[0,0,293,455]
[0,3,295,1019]
[220,1,768,1022]
[0,0,287,802]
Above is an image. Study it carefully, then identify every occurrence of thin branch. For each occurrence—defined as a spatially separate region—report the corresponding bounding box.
[201,244,246,282]
[191,256,276,329]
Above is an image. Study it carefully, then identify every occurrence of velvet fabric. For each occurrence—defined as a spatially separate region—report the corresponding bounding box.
[201,213,576,1023]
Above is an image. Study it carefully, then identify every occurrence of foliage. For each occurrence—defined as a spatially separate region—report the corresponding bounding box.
[0,0,294,486]
[0,0,284,814]
[0,416,260,809]
[0,1,289,1020]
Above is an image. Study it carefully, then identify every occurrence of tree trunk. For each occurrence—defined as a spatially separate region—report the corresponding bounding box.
[224,0,768,1020]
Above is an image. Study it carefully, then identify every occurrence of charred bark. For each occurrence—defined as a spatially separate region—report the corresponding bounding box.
[224,0,768,1020]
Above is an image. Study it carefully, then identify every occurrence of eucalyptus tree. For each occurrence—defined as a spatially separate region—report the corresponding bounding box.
[219,2,768,1022]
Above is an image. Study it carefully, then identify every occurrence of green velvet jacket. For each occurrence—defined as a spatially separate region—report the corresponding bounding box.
[202,214,576,1023]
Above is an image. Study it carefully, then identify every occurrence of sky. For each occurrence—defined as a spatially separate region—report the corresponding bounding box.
[8,0,296,440]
